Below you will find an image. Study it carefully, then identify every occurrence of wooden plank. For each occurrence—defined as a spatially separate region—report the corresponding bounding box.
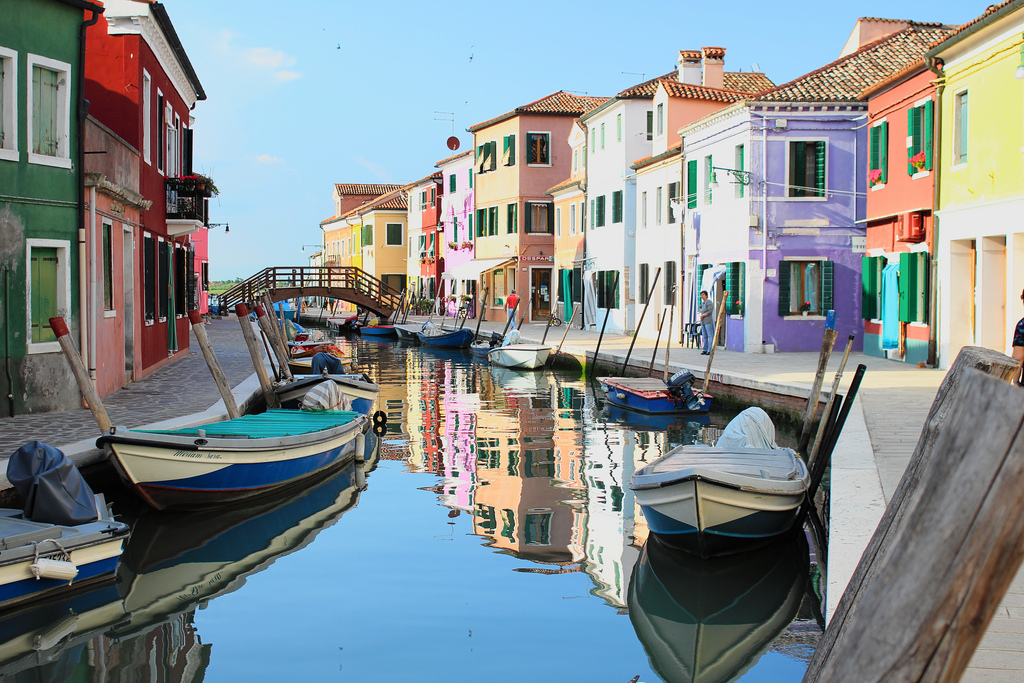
[806,350,1024,679]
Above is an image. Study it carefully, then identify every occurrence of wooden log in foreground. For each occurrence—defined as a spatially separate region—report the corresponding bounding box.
[187,311,240,419]
[234,303,276,409]
[255,304,294,382]
[49,316,112,433]
[804,347,1023,682]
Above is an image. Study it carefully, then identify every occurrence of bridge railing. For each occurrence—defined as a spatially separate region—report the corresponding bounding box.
[221,266,403,315]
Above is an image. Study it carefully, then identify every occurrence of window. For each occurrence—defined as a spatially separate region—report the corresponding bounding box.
[664,260,677,305]
[580,200,586,232]
[595,195,606,227]
[449,173,456,192]
[524,512,551,545]
[600,122,605,150]
[641,191,647,228]
[476,208,486,237]
[452,216,459,242]
[156,91,164,172]
[555,207,562,237]
[525,202,552,233]
[869,122,888,185]
[704,155,713,204]
[165,106,178,176]
[569,203,576,236]
[573,149,578,172]
[686,159,698,209]
[907,101,934,174]
[468,213,474,240]
[144,234,156,323]
[591,129,596,154]
[201,261,209,292]
[582,144,587,168]
[612,190,622,224]
[488,206,498,236]
[616,113,622,142]
[419,190,427,211]
[386,223,402,246]
[667,182,679,223]
[954,90,968,165]
[430,187,435,205]
[526,132,550,164]
[656,103,664,136]
[735,144,746,198]
[778,260,834,316]
[417,234,426,256]
[646,110,653,141]
[506,202,517,233]
[477,140,497,173]
[28,242,68,348]
[102,221,113,311]
[158,240,169,320]
[788,140,826,198]
[503,134,516,166]
[656,187,662,225]
[638,263,649,304]
[174,245,186,316]
[725,261,744,314]
[0,47,17,161]
[142,71,151,165]
[361,224,372,247]
[27,55,71,167]
[596,270,619,308]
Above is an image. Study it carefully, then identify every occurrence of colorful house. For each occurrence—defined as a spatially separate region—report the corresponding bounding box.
[0,0,104,414]
[861,21,958,365]
[344,186,408,296]
[468,91,606,325]
[547,120,587,325]
[680,23,951,353]
[405,171,442,302]
[929,0,1024,368]
[85,0,207,379]
[436,149,478,315]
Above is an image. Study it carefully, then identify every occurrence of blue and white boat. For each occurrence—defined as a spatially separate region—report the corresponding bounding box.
[275,373,379,415]
[359,325,397,338]
[629,408,808,558]
[416,325,474,349]
[98,410,370,510]
[598,371,712,415]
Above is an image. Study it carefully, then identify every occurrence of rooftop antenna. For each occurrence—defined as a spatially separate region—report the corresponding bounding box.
[622,71,645,82]
[751,62,761,72]
[434,111,454,136]
[564,90,589,96]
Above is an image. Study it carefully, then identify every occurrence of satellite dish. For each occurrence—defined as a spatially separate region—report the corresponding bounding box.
[446,136,460,151]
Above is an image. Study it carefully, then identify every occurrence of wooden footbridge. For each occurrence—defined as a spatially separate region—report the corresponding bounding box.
[221,266,402,319]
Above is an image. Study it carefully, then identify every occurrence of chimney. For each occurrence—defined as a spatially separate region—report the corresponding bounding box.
[701,47,726,89]
[678,50,702,85]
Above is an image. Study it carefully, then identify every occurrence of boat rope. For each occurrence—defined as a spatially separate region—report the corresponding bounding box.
[30,539,74,580]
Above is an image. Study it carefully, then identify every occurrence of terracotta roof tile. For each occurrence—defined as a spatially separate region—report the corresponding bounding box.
[617,71,677,98]
[616,70,774,100]
[546,178,584,195]
[928,1,1020,51]
[632,144,681,171]
[661,80,751,103]
[435,149,473,166]
[754,25,958,103]
[723,71,775,94]
[469,91,609,131]
[333,183,403,197]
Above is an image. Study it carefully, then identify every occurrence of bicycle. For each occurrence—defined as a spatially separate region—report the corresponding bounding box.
[547,310,563,327]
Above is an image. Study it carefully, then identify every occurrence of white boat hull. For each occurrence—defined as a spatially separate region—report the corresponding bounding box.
[487,344,551,369]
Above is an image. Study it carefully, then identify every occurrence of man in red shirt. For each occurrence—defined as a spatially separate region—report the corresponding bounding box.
[506,290,520,329]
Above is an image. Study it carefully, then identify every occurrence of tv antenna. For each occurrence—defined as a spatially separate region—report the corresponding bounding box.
[434,111,454,136]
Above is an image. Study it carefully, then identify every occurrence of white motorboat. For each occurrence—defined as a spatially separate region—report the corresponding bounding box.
[485,329,551,369]
[393,324,420,342]
[629,408,808,558]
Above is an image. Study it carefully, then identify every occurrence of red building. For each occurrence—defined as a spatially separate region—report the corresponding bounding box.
[860,50,952,365]
[85,1,207,379]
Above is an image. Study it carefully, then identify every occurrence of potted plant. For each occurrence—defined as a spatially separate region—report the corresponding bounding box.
[447,241,459,250]
[800,301,812,315]
[868,169,883,187]
[460,241,473,251]
[168,173,219,197]
[909,151,926,173]
[734,299,742,315]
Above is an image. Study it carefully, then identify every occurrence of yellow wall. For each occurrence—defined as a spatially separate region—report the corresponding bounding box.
[473,118,522,261]
[362,209,408,282]
[937,27,1024,210]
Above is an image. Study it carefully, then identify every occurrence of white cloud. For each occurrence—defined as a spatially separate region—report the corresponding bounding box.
[256,154,284,165]
[354,156,392,183]
[245,47,294,69]
[275,71,302,82]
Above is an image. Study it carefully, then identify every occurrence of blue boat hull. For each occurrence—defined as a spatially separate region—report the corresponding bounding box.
[602,383,712,415]
[0,555,121,609]
[416,328,474,348]
[359,326,396,338]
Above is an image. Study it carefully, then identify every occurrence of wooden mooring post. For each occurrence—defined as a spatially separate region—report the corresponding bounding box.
[49,316,112,432]
[255,304,294,382]
[804,346,1023,682]
[187,310,241,419]
[234,303,276,409]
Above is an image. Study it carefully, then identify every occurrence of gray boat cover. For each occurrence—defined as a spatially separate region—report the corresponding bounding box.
[301,381,353,411]
[6,441,98,525]
[716,407,779,450]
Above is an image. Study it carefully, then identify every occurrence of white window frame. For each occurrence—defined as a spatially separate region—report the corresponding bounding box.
[570,203,577,236]
[385,222,403,246]
[952,87,968,169]
[782,137,829,202]
[526,131,552,167]
[656,186,663,225]
[555,206,561,238]
[142,70,151,165]
[656,103,664,137]
[164,103,177,177]
[641,191,647,228]
[25,238,71,354]
[26,53,71,169]
[0,46,18,162]
[155,87,164,174]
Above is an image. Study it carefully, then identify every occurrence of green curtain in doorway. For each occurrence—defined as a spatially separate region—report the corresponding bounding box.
[167,247,178,353]
[561,270,572,320]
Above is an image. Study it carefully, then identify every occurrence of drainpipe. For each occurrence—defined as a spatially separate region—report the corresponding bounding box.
[78,6,102,368]
[581,123,589,330]
[926,57,945,368]
[88,185,97,381]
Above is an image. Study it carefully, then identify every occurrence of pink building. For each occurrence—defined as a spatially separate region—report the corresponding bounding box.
[436,149,477,316]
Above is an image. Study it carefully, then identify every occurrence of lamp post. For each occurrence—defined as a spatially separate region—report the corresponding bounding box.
[708,166,753,189]
[208,222,230,234]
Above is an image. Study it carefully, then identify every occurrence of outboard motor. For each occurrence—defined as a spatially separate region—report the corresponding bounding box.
[666,371,705,411]
[489,332,503,348]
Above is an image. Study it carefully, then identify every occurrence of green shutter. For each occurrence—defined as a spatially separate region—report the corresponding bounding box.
[509,134,515,165]
[820,260,834,312]
[705,156,713,204]
[916,252,929,323]
[612,191,622,223]
[476,209,485,237]
[507,203,516,233]
[597,196,605,227]
[687,159,697,208]
[724,261,744,314]
[489,141,497,171]
[907,107,920,176]
[897,252,926,322]
[31,248,58,343]
[924,100,934,171]
[815,141,826,197]
[468,214,474,240]
[547,203,554,233]
[524,202,532,232]
[449,174,456,192]
[737,145,745,198]
[646,111,653,140]
[869,126,880,172]
[880,122,889,184]
[862,256,879,319]
[778,263,791,316]
[469,169,473,188]
[791,142,805,197]
[590,199,595,228]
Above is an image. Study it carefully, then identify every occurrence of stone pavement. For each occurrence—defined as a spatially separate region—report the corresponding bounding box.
[0,310,1019,679]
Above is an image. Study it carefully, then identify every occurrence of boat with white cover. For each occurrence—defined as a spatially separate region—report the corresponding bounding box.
[486,329,551,369]
[629,407,808,558]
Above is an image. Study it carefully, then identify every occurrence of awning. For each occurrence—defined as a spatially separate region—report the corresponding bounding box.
[441,257,514,280]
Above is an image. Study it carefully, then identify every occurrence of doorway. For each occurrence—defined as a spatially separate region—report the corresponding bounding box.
[531,268,552,320]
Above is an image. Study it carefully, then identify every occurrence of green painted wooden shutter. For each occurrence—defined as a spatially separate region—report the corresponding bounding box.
[725,261,744,314]
[449,174,456,192]
[898,252,928,323]
[547,202,554,233]
[476,209,485,237]
[814,141,826,197]
[778,263,791,316]
[524,202,532,232]
[489,141,497,171]
[646,111,653,140]
[908,107,921,175]
[30,247,58,343]
[791,142,805,197]
[869,126,880,172]
[862,256,879,319]
[924,100,934,171]
[880,122,889,183]
[612,191,622,223]
[639,264,648,304]
[488,207,497,235]
[687,159,697,208]
[820,260,834,312]
[590,199,596,228]
[469,169,473,188]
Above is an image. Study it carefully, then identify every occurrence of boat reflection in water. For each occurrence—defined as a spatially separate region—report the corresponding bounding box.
[0,436,378,681]
[628,531,810,683]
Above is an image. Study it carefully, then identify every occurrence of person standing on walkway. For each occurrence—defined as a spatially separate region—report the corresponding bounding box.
[1013,288,1024,386]
[699,290,714,355]
[507,290,520,329]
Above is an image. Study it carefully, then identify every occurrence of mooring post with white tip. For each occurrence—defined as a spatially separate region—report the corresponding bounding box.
[235,303,276,409]
[187,311,240,419]
[49,316,112,433]
[255,304,294,382]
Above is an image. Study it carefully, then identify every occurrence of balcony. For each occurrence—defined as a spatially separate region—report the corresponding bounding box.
[166,185,208,236]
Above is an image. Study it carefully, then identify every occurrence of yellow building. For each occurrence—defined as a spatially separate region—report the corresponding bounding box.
[930,1,1024,367]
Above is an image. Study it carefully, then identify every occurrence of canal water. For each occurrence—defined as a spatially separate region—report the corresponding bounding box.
[3,337,824,682]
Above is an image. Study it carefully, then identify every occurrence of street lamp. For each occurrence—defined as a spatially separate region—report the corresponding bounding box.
[208,222,230,234]
[301,244,322,252]
[708,167,752,189]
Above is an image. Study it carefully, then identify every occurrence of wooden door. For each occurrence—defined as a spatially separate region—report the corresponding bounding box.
[531,268,551,319]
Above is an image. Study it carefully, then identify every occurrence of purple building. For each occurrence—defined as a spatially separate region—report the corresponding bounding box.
[680,23,948,352]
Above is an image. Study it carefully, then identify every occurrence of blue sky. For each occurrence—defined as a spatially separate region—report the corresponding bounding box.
[164,0,985,280]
